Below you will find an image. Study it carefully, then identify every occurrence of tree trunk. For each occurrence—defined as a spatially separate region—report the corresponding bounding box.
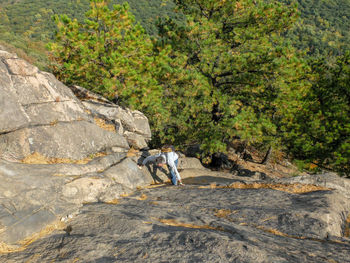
[260,146,272,165]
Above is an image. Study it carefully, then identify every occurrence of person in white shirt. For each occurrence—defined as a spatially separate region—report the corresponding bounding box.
[139,146,183,186]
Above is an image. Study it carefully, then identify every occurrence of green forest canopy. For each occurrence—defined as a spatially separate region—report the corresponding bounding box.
[0,0,350,67]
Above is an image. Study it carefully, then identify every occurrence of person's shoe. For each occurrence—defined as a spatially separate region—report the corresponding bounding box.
[179,182,184,186]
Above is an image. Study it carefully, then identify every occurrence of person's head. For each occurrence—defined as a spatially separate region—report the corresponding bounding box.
[161,145,173,153]
[155,156,166,167]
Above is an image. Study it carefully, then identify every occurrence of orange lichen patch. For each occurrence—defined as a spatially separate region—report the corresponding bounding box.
[137,194,148,201]
[344,214,350,237]
[104,198,119,205]
[156,218,216,230]
[21,152,106,165]
[226,182,330,194]
[0,221,65,254]
[94,117,115,132]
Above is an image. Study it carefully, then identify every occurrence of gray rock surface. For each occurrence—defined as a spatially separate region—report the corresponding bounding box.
[0,49,154,247]
[0,50,130,161]
[70,85,152,149]
[1,173,350,262]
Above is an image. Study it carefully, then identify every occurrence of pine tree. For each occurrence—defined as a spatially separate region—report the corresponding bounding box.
[48,0,171,129]
[157,0,306,156]
[280,53,350,175]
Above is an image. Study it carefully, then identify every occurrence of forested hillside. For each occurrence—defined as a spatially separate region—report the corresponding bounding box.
[282,0,350,56]
[0,0,180,68]
[0,0,350,64]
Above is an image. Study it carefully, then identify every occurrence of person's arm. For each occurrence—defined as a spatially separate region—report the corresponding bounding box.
[141,154,159,166]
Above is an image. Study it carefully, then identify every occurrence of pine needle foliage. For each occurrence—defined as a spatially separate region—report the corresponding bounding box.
[280,53,350,175]
[47,0,172,129]
[156,0,307,156]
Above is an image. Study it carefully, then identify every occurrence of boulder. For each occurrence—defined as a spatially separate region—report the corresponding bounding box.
[104,158,153,188]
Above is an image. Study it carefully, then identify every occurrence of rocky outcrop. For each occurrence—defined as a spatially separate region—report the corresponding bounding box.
[1,172,350,262]
[69,85,151,150]
[0,49,208,250]
[0,49,155,248]
[0,51,129,161]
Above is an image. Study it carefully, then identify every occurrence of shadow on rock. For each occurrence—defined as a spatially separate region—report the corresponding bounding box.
[183,176,238,185]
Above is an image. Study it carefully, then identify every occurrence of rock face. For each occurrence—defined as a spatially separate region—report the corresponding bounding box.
[0,49,156,248]
[69,85,151,150]
[0,51,129,161]
[1,172,350,262]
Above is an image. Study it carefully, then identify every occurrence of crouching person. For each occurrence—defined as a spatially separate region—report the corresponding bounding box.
[139,145,183,186]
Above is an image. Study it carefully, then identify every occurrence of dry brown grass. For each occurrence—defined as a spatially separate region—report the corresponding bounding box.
[214,209,236,219]
[143,183,168,189]
[155,218,216,230]
[261,216,277,222]
[137,194,148,201]
[199,182,330,194]
[226,182,330,194]
[21,152,106,165]
[94,118,116,132]
[49,119,58,126]
[256,226,291,238]
[0,221,65,254]
[126,148,139,157]
[344,214,350,237]
[104,199,119,205]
